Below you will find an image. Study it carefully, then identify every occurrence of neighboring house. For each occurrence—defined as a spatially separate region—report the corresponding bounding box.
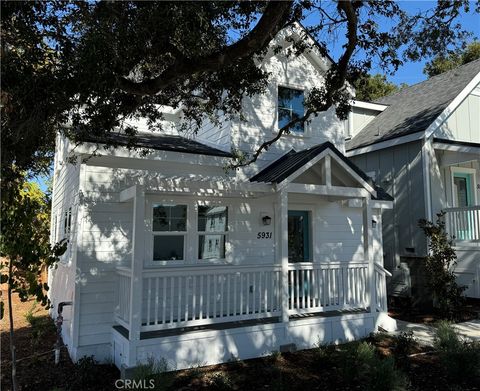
[48,25,393,372]
[347,59,480,300]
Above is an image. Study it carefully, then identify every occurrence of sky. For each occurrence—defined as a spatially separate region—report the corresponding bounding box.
[35,1,479,192]
[304,0,480,86]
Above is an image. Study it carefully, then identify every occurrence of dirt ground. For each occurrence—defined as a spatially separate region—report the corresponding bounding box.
[1,289,479,391]
[0,288,118,391]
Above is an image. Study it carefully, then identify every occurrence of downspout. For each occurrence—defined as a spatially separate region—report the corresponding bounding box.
[55,301,73,365]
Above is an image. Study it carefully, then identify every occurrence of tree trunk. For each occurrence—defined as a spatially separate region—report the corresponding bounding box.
[8,259,18,391]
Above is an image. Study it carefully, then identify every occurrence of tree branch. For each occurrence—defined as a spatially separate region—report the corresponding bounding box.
[229,0,359,170]
[117,1,294,96]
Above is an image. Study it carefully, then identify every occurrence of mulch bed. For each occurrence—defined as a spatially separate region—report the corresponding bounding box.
[1,290,479,391]
[388,296,480,324]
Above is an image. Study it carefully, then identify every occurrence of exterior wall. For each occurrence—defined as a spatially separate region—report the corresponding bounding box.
[48,135,81,353]
[113,313,377,370]
[349,107,379,139]
[436,85,480,143]
[430,151,480,299]
[70,156,382,362]
[233,48,346,179]
[194,114,231,152]
[350,141,427,273]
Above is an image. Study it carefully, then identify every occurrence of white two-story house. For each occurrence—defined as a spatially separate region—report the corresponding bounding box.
[48,25,393,372]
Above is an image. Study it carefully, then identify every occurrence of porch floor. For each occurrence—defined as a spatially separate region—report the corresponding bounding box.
[113,308,370,340]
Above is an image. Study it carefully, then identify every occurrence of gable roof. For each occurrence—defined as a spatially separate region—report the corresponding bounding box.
[79,132,232,158]
[346,58,480,151]
[250,141,393,201]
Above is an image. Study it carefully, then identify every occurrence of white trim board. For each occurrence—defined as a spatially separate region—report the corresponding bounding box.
[351,100,388,112]
[426,74,480,139]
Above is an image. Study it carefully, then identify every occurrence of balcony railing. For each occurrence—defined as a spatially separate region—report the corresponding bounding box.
[444,206,480,244]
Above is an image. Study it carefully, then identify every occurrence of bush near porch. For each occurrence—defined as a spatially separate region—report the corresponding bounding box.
[1,293,479,391]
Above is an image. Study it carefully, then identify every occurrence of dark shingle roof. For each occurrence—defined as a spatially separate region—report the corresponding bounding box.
[346,59,480,151]
[250,141,393,201]
[79,132,232,158]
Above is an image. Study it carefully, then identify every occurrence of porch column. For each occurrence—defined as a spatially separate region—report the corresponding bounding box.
[128,185,145,364]
[362,196,375,313]
[278,189,289,323]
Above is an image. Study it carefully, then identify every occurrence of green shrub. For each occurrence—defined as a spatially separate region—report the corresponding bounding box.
[434,321,480,381]
[419,213,466,319]
[71,356,103,389]
[339,342,408,391]
[210,372,234,391]
[394,331,416,359]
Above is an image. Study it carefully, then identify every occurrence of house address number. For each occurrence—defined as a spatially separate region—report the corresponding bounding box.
[257,232,272,239]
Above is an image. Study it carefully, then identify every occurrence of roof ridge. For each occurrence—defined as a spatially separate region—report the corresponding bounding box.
[375,57,480,103]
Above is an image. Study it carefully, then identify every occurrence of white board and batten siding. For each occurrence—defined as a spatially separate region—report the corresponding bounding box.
[350,141,426,271]
[435,84,480,143]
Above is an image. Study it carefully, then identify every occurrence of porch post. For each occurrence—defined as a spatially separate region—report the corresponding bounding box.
[278,189,289,323]
[362,196,375,313]
[128,185,145,365]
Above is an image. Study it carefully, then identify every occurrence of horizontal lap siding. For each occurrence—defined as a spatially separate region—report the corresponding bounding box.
[49,137,81,351]
[314,201,364,262]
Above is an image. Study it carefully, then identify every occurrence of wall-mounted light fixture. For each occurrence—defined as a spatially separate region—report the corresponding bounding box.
[371,219,377,228]
[262,215,272,226]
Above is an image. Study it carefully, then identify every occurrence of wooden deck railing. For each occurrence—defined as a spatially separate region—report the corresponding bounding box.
[115,261,390,333]
[115,268,131,328]
[287,262,369,314]
[445,206,480,244]
[374,263,391,312]
[141,265,282,331]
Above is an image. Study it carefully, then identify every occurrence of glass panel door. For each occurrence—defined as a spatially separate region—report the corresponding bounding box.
[288,211,310,263]
[453,174,472,207]
[453,173,473,240]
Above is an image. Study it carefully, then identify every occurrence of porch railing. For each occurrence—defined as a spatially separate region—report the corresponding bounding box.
[374,263,391,312]
[115,268,131,328]
[115,261,391,333]
[287,262,369,315]
[141,265,282,331]
[444,206,480,243]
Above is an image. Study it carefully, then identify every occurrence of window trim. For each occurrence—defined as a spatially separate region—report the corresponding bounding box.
[149,202,189,266]
[277,84,308,136]
[197,204,229,262]
[450,166,477,207]
[145,197,231,267]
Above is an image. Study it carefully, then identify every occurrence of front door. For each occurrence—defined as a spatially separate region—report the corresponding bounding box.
[288,210,310,263]
[453,173,474,240]
[453,173,472,207]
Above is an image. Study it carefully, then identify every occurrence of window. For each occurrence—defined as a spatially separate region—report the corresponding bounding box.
[63,207,72,239]
[198,205,228,260]
[278,86,305,133]
[152,204,187,261]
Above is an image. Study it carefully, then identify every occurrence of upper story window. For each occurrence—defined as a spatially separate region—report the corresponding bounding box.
[63,207,72,239]
[278,86,304,133]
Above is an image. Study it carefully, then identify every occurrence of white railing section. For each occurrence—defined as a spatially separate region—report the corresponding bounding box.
[287,262,369,315]
[141,265,282,331]
[445,206,480,243]
[115,268,131,328]
[374,263,391,312]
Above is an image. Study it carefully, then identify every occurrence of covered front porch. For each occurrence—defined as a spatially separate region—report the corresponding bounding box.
[432,138,480,297]
[112,144,393,369]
